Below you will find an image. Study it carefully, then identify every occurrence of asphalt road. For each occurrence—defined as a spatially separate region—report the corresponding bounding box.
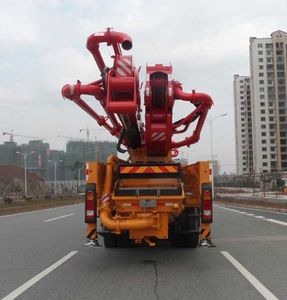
[0,203,286,300]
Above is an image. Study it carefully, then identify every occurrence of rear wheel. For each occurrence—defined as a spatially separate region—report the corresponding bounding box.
[103,233,117,248]
[170,208,200,248]
[186,232,200,248]
[116,232,133,247]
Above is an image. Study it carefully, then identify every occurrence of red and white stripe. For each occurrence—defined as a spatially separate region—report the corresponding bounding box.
[102,194,111,203]
[151,132,166,141]
[209,162,212,182]
[115,56,133,77]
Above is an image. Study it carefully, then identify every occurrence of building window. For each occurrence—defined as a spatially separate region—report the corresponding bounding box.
[261,117,266,121]
[259,80,264,84]
[260,109,265,114]
[263,162,268,167]
[259,65,263,70]
[261,132,266,136]
[260,95,265,99]
[266,43,272,49]
[259,73,264,77]
[261,124,266,129]
[262,139,266,144]
[258,43,263,48]
[260,87,264,92]
[262,147,267,151]
[262,154,267,159]
[260,102,265,106]
[258,51,263,55]
[258,58,263,62]
[267,57,272,62]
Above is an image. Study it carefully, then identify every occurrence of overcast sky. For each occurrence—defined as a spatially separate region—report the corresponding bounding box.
[1,0,287,173]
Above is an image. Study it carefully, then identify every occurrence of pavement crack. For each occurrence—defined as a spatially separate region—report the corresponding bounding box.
[142,260,159,300]
[153,261,159,300]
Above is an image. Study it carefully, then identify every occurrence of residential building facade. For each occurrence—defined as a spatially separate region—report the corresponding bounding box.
[234,75,253,175]
[234,30,287,175]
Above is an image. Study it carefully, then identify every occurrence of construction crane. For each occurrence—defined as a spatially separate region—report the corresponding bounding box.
[79,126,106,141]
[57,135,88,142]
[61,28,214,248]
[2,130,42,142]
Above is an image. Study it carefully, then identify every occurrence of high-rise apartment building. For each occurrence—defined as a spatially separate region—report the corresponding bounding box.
[234,30,287,174]
[234,75,253,175]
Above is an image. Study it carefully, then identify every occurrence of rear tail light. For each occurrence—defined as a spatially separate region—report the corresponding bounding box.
[201,183,212,223]
[85,183,97,223]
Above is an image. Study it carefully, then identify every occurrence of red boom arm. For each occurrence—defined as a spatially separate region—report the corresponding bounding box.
[61,28,213,156]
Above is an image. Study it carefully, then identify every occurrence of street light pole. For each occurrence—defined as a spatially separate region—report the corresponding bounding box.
[209,113,227,198]
[16,151,34,197]
[49,160,62,196]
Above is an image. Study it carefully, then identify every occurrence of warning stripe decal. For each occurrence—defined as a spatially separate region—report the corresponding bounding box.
[115,56,133,77]
[120,165,178,174]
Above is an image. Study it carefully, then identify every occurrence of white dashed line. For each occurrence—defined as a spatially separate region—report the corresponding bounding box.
[0,204,82,218]
[216,205,287,227]
[265,219,287,226]
[221,251,279,300]
[44,213,74,223]
[2,251,78,300]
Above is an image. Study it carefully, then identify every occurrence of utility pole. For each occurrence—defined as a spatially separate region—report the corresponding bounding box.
[16,151,34,197]
[48,160,62,196]
[209,113,227,199]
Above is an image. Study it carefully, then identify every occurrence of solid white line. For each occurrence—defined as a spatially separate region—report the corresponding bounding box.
[2,251,78,300]
[221,251,279,300]
[43,213,74,222]
[0,204,82,218]
[215,204,287,215]
[245,213,255,216]
[254,216,265,219]
[265,219,287,226]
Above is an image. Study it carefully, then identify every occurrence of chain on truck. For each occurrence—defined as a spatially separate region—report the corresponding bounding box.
[62,28,215,248]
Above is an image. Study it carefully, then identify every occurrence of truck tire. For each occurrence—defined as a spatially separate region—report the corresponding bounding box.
[116,232,133,247]
[186,232,200,248]
[103,233,117,248]
[171,233,187,247]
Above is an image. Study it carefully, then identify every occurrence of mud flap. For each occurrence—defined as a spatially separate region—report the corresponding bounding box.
[200,223,216,247]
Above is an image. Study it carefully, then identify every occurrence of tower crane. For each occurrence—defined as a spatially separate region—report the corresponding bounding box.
[2,130,42,142]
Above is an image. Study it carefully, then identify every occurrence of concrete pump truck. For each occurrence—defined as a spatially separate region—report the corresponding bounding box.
[62,28,214,248]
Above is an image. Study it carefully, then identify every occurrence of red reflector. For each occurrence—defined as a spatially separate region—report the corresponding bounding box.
[203,199,212,210]
[86,199,94,210]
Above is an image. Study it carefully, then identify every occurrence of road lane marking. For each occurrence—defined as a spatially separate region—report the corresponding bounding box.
[265,219,287,226]
[215,205,287,226]
[221,251,279,300]
[0,204,82,218]
[1,251,78,300]
[44,213,74,222]
[215,204,287,215]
